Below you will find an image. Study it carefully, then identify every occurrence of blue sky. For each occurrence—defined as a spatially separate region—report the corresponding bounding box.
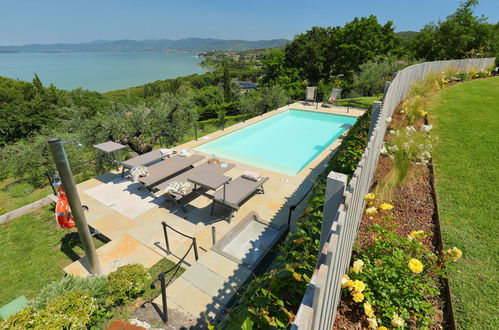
[1,0,498,45]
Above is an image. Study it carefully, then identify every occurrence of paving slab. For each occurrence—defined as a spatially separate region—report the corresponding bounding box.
[64,234,163,276]
[181,263,227,297]
[159,278,215,319]
[198,250,252,280]
[90,211,136,240]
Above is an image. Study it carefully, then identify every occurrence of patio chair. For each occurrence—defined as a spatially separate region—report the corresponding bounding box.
[156,161,236,211]
[138,154,205,197]
[121,148,175,177]
[210,173,269,222]
[304,86,317,106]
[322,88,342,108]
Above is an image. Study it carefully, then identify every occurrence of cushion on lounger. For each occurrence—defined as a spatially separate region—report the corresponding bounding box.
[178,149,192,157]
[128,166,149,182]
[242,171,261,182]
[165,181,191,196]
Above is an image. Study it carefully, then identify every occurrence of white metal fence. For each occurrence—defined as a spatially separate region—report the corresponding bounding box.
[292,57,496,329]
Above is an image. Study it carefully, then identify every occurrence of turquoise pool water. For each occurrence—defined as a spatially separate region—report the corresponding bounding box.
[195,110,357,175]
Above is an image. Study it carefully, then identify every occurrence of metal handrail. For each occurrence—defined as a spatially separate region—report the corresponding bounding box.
[150,239,195,324]
[287,177,321,227]
[161,221,199,261]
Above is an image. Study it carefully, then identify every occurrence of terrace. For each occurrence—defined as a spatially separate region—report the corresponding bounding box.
[62,102,365,320]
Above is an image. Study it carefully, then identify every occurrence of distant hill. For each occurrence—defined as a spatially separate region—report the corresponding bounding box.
[396,31,419,41]
[0,38,288,53]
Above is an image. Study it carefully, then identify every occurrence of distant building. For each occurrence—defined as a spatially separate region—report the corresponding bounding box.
[238,81,256,91]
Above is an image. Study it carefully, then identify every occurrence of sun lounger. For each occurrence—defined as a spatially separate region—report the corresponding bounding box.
[305,86,317,106]
[322,88,342,108]
[157,161,236,210]
[138,154,205,196]
[210,175,269,222]
[121,149,175,177]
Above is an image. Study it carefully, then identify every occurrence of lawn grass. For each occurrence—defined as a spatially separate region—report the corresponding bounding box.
[0,206,104,306]
[0,179,52,214]
[335,95,382,108]
[430,77,499,329]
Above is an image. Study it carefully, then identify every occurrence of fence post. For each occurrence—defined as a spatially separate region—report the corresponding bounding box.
[160,275,168,324]
[382,81,391,102]
[319,171,348,252]
[368,101,382,141]
[194,123,198,141]
[211,226,216,245]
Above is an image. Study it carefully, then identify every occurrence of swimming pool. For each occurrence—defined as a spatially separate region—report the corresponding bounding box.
[195,109,358,175]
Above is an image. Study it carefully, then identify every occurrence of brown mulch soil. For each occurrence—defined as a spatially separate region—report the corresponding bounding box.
[333,109,448,329]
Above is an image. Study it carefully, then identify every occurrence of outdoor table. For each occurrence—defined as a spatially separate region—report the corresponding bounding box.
[93,141,127,170]
[188,172,231,200]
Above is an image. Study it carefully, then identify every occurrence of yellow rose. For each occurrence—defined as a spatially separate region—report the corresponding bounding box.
[446,247,462,261]
[377,327,388,330]
[367,317,378,329]
[352,292,364,303]
[353,280,366,293]
[379,203,394,212]
[344,280,355,290]
[365,207,377,216]
[364,193,375,201]
[341,274,350,288]
[364,302,374,318]
[408,258,424,273]
[407,230,424,240]
[352,259,364,274]
[391,314,405,327]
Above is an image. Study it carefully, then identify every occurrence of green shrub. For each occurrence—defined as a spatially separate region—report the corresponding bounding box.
[8,182,35,198]
[343,222,461,328]
[30,275,108,309]
[106,264,151,306]
[0,290,98,330]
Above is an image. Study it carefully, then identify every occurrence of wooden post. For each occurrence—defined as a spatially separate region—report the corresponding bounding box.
[319,171,347,252]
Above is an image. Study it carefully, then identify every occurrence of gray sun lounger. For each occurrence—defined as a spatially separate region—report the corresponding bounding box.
[121,149,175,177]
[305,86,317,106]
[156,161,236,210]
[210,175,269,222]
[138,154,205,196]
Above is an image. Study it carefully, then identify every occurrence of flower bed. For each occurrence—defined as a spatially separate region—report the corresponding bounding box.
[333,70,494,329]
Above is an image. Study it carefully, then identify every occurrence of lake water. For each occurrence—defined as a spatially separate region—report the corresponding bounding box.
[0,52,206,92]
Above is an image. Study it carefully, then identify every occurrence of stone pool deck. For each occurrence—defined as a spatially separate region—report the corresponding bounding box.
[63,102,365,322]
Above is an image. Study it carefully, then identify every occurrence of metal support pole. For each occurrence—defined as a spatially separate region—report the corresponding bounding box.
[162,221,170,255]
[160,275,168,324]
[194,123,198,141]
[45,172,57,196]
[192,237,199,261]
[48,138,102,275]
[211,226,216,245]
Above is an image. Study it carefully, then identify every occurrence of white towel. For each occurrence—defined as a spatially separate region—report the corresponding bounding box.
[159,148,174,156]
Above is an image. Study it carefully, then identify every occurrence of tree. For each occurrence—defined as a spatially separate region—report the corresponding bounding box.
[282,16,401,85]
[351,56,407,96]
[222,62,232,102]
[410,0,496,60]
[260,49,303,99]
